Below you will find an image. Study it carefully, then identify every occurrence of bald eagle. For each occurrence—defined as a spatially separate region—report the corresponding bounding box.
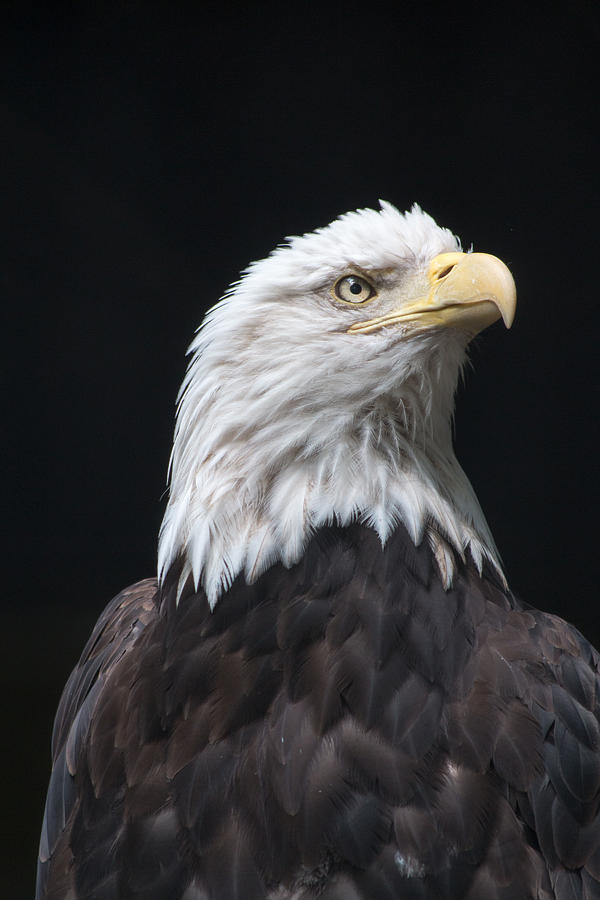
[37,203,600,899]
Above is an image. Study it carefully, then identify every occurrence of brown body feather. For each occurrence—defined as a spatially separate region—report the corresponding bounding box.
[37,525,600,898]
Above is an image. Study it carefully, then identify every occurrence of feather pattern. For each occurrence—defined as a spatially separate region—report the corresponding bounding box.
[37,526,600,898]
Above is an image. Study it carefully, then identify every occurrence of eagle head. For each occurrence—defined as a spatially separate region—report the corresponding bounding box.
[158,202,516,606]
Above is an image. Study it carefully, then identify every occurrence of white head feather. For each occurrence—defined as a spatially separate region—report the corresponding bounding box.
[158,202,502,607]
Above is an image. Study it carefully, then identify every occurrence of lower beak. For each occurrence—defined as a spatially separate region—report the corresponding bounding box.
[347,251,517,336]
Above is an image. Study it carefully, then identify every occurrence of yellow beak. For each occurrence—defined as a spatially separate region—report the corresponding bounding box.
[347,252,517,336]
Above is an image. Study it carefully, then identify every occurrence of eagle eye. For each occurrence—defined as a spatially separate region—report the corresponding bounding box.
[333,274,377,305]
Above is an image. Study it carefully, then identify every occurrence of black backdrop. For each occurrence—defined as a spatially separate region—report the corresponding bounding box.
[4,3,599,895]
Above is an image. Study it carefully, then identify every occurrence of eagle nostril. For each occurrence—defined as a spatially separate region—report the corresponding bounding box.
[436,265,455,280]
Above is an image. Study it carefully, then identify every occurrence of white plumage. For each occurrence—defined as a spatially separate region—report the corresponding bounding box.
[159,202,501,607]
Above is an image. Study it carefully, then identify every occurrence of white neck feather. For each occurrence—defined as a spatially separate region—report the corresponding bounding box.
[158,328,500,608]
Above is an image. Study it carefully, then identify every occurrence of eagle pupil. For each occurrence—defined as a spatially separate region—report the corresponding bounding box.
[350,281,363,295]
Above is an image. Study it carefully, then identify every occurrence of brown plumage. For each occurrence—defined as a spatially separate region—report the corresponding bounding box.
[37,524,600,898]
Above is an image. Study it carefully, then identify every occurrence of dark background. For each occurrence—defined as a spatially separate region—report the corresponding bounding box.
[3,2,598,895]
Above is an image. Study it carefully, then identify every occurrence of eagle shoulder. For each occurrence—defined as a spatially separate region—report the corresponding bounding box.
[36,578,159,899]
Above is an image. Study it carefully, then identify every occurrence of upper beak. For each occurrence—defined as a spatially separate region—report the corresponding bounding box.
[347,251,517,336]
